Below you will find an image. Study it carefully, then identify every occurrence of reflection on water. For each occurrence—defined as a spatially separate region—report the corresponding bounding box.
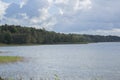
[0,42,120,80]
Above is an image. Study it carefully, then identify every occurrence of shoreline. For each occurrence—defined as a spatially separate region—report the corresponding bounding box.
[0,42,120,47]
[0,42,88,47]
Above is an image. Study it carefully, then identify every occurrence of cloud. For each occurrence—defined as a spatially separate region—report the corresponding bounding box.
[0,0,120,36]
[0,0,9,20]
[1,0,55,29]
[1,0,92,29]
[30,8,50,24]
[54,0,92,15]
[53,0,120,35]
[59,8,64,15]
[79,28,120,36]
[19,0,28,8]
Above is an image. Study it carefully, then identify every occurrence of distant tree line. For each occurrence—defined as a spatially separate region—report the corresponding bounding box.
[0,24,120,44]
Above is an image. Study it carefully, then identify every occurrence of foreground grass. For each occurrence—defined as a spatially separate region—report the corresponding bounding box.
[0,56,23,63]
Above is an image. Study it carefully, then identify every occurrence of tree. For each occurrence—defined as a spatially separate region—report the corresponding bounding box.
[0,24,120,44]
[3,31,12,44]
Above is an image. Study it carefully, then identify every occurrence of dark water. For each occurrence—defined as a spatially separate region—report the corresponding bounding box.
[0,42,120,80]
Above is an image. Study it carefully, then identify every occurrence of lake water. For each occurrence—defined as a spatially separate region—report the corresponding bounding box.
[0,42,120,80]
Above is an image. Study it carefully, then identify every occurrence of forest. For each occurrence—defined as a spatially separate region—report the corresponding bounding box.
[0,24,120,44]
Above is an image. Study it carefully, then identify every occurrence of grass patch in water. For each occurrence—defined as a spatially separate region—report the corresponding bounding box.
[0,56,23,63]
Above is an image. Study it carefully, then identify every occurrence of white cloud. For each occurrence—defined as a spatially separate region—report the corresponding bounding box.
[59,8,64,15]
[54,0,69,4]
[30,8,50,24]
[29,7,57,29]
[19,13,29,19]
[1,0,120,36]
[77,28,120,36]
[40,17,57,30]
[20,0,28,8]
[54,0,92,15]
[96,29,120,36]
[74,0,92,11]
[39,8,50,21]
[31,9,46,23]
[0,0,10,20]
[2,17,22,25]
[47,0,53,3]
[47,0,92,16]
[1,0,92,28]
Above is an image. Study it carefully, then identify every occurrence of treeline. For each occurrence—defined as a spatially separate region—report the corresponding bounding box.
[0,24,120,44]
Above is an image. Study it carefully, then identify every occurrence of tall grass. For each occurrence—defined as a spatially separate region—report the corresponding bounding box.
[0,56,23,63]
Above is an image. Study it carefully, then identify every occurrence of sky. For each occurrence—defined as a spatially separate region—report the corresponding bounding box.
[0,0,120,36]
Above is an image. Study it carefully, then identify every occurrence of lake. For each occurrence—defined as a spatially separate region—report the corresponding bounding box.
[0,42,120,80]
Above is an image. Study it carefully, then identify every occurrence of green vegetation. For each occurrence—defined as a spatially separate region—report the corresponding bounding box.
[0,77,4,80]
[0,56,23,63]
[0,24,120,45]
[54,74,60,80]
[0,76,103,80]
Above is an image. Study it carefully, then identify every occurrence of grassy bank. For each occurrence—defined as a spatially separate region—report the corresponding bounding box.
[0,56,23,63]
[0,42,89,47]
[0,43,40,46]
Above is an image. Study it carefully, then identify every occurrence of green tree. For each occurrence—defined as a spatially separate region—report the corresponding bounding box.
[3,31,12,44]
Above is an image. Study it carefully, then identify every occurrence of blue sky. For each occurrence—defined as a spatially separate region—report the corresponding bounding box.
[0,0,120,36]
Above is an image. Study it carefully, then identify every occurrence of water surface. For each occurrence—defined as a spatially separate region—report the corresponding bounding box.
[0,42,120,80]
